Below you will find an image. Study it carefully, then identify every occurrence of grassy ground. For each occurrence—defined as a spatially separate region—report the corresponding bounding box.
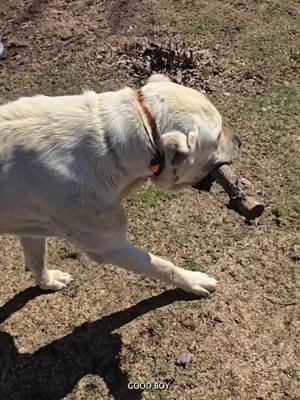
[0,1,299,399]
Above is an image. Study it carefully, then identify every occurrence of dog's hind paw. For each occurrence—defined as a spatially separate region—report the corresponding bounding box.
[38,269,73,291]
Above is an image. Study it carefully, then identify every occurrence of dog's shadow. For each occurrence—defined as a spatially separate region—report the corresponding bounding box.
[0,287,199,400]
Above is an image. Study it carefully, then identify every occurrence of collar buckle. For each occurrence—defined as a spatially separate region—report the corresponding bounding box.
[151,152,165,176]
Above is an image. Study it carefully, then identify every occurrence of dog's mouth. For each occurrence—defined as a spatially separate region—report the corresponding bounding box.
[192,162,231,192]
[192,172,215,192]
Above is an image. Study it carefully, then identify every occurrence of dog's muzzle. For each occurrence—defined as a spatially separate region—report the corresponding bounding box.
[193,133,241,191]
[192,159,239,192]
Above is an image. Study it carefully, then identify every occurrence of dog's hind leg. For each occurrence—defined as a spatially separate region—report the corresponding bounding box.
[20,236,73,291]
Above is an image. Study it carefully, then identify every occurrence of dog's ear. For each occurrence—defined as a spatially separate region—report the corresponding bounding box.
[160,131,198,166]
[147,74,171,84]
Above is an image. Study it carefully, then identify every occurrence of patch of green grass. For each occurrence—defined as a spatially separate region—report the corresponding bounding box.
[182,12,222,35]
[271,205,299,226]
[174,229,190,243]
[281,367,299,380]
[228,83,300,221]
[127,185,182,207]
[276,83,300,102]
[272,207,286,219]
[183,258,207,272]
[238,83,300,130]
[183,258,200,271]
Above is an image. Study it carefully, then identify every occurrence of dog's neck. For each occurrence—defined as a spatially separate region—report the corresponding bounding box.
[90,87,164,200]
[135,91,164,177]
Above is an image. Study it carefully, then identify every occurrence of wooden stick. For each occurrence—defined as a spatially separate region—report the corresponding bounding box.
[212,165,264,220]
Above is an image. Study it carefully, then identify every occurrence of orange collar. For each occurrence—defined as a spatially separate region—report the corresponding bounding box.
[136,91,164,176]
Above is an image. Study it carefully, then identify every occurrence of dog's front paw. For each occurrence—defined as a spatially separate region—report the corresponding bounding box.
[179,270,217,297]
[38,269,73,291]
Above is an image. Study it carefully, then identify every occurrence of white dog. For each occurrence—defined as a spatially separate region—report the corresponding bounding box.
[0,74,239,296]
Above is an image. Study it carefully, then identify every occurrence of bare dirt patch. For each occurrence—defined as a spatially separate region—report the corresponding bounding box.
[0,1,299,399]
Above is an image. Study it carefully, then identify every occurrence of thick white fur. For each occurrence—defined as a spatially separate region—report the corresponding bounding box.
[0,75,236,296]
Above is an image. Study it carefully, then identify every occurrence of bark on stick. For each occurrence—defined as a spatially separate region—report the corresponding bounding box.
[212,165,264,220]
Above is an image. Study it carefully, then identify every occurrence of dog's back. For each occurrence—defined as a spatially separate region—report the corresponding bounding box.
[0,91,100,122]
[0,92,107,233]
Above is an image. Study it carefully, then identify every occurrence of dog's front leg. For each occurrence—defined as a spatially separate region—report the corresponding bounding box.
[86,242,217,296]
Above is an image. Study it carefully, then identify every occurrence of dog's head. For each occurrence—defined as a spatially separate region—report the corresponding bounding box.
[142,74,241,191]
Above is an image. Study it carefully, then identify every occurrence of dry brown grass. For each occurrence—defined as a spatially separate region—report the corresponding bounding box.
[0,1,299,399]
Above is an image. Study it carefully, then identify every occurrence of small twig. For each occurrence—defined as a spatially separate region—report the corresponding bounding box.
[263,295,298,306]
[189,340,196,351]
